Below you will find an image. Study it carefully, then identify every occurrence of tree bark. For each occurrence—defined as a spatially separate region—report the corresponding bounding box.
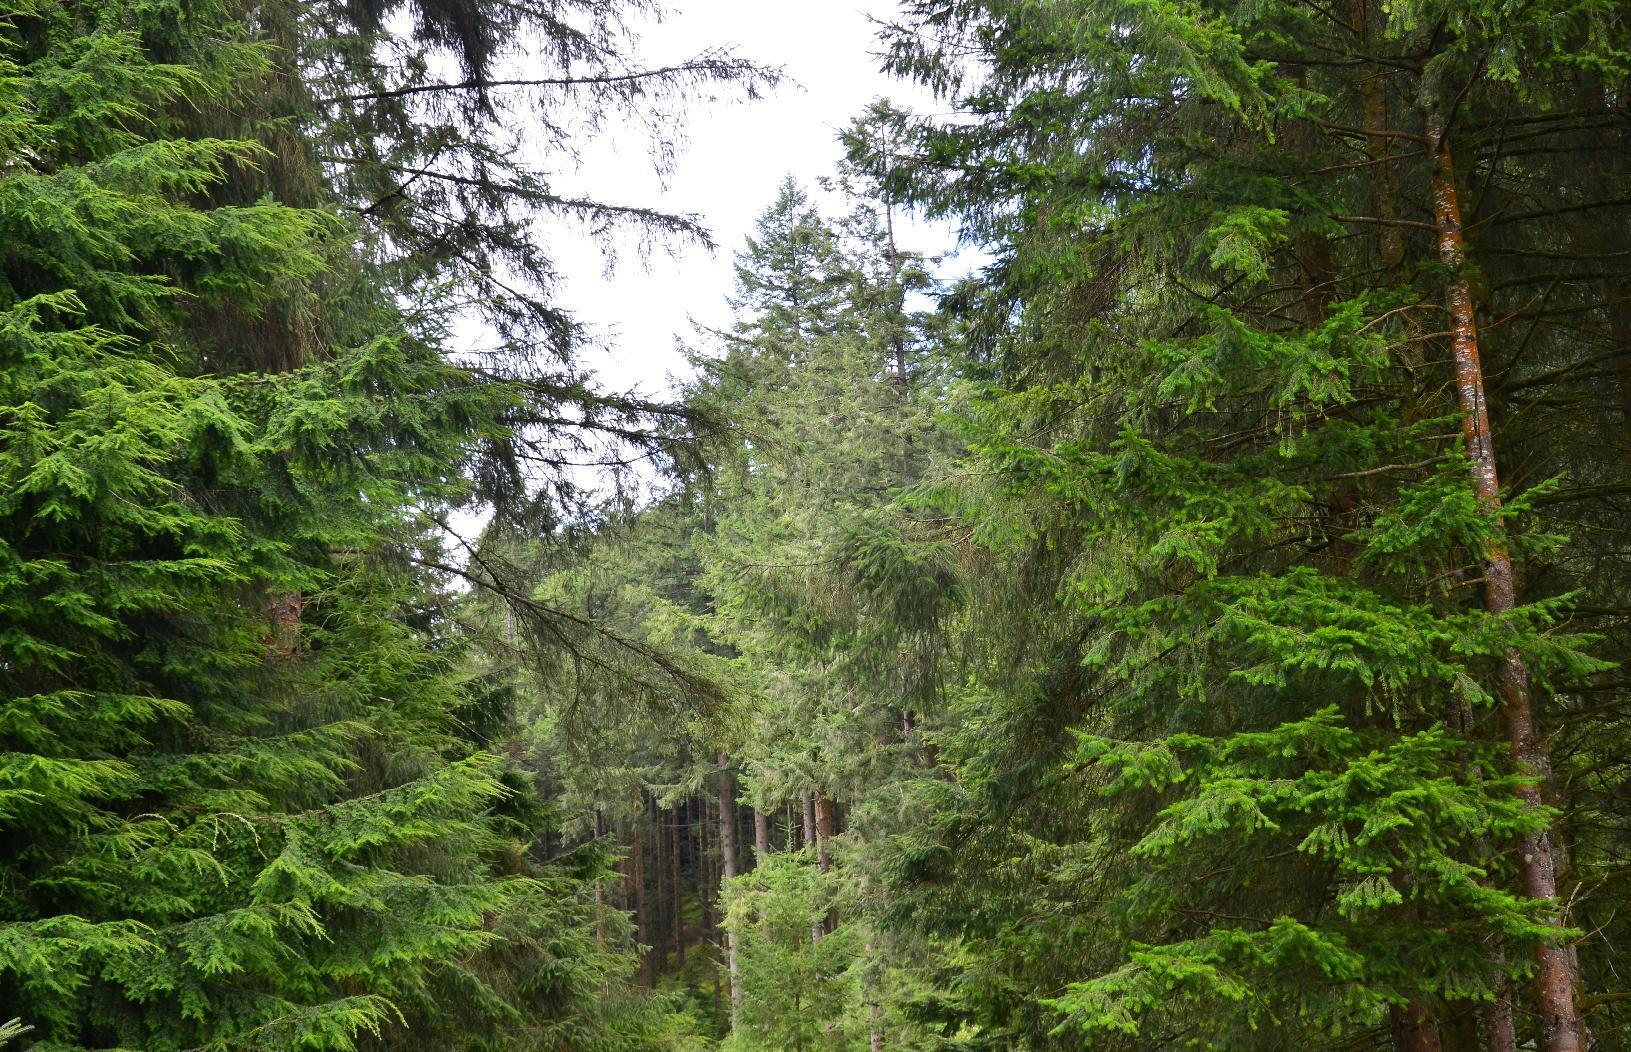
[1390,999,1442,1052]
[1481,970,1518,1052]
[811,790,835,945]
[1580,71,1631,470]
[1359,10,1404,269]
[632,814,649,987]
[802,791,817,851]
[265,590,303,657]
[1280,62,1338,322]
[1441,1003,1481,1052]
[653,795,668,975]
[814,790,834,873]
[717,753,742,1011]
[754,808,770,858]
[1426,107,1583,1052]
[592,808,606,945]
[672,802,685,969]
[1613,278,1631,448]
[867,937,885,1051]
[698,790,713,936]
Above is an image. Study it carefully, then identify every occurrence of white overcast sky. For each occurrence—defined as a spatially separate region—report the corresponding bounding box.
[543,0,959,397]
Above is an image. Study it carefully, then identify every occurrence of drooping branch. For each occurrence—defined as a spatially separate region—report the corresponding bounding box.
[313,52,769,107]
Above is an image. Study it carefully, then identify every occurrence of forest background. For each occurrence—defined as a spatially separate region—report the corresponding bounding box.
[0,0,1629,1050]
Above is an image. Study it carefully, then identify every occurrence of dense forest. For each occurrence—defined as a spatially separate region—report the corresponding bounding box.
[2,0,1630,1048]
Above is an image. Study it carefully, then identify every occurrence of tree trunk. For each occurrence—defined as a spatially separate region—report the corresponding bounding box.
[802,791,817,852]
[632,815,649,987]
[811,790,835,945]
[672,802,685,970]
[717,753,742,1012]
[1391,999,1442,1052]
[1426,108,1583,1052]
[754,808,770,859]
[592,808,606,945]
[699,790,714,936]
[1441,1003,1481,1052]
[1614,279,1631,448]
[867,938,885,1051]
[1482,971,1518,1052]
[653,796,668,976]
[1280,62,1337,322]
[814,790,834,873]
[265,590,303,657]
[1582,71,1631,465]
[1360,27,1404,266]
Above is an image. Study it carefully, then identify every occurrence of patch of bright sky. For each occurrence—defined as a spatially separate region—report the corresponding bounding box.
[543,0,968,400]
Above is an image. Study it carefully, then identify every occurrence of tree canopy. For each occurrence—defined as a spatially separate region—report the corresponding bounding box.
[2,0,1630,1049]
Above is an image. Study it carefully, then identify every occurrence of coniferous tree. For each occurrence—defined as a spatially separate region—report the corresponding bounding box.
[76,0,1630,1045]
[864,0,1631,1047]
[0,0,757,1047]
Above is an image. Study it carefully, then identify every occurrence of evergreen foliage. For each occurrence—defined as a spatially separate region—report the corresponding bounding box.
[0,0,746,1047]
[501,0,1631,1048]
[6,0,1631,1046]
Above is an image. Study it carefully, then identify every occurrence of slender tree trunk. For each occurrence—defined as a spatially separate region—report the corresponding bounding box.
[810,790,835,945]
[1614,278,1631,445]
[1360,42,1404,266]
[881,188,914,482]
[802,791,817,851]
[632,815,649,987]
[807,788,823,944]
[1582,72,1631,466]
[654,795,668,976]
[1391,999,1442,1052]
[1482,967,1518,1052]
[700,789,722,1027]
[1542,786,1593,1050]
[867,937,885,1051]
[717,753,742,1013]
[266,590,303,657]
[1454,695,1519,1052]
[620,823,632,912]
[1441,1003,1479,1052]
[672,802,685,970]
[754,808,770,858]
[814,791,833,873]
[1280,62,1337,322]
[592,808,606,945]
[698,790,714,936]
[1426,108,1583,1052]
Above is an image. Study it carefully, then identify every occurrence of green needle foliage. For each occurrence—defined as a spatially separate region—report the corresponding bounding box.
[504,0,1631,1048]
[0,0,741,1048]
[721,852,857,1052]
[862,0,1631,1047]
[8,0,1631,1046]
